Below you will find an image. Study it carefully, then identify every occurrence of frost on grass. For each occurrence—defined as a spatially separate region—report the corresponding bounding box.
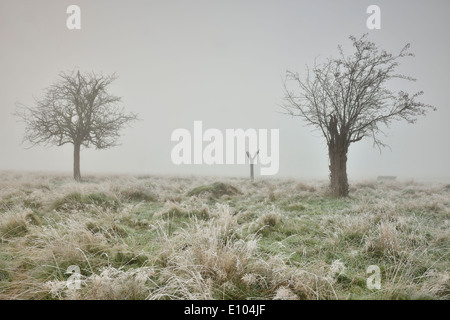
[0,172,448,300]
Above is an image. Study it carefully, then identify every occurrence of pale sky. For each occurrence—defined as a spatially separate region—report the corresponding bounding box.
[1,0,449,181]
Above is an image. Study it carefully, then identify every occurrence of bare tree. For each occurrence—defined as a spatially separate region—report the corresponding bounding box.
[246,150,259,182]
[282,34,435,197]
[15,70,138,181]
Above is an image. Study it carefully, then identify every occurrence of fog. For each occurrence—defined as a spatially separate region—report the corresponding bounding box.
[1,0,449,181]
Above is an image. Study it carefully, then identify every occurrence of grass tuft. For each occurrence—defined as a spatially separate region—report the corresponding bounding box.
[187,182,242,198]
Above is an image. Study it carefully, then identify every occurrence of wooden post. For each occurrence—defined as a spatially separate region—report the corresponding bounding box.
[246,150,259,183]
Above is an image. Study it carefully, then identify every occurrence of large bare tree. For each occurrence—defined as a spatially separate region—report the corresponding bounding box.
[15,70,138,181]
[282,35,435,197]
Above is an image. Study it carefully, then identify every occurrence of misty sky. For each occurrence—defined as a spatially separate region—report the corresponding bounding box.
[1,0,449,181]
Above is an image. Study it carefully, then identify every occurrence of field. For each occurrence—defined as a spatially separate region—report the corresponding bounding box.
[0,172,448,300]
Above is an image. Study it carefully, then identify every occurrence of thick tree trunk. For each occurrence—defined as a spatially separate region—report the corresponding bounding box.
[74,142,81,182]
[329,146,349,197]
[327,115,349,197]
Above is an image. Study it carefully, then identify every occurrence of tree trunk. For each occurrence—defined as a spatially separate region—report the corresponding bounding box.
[74,142,81,182]
[329,146,349,197]
[327,115,349,197]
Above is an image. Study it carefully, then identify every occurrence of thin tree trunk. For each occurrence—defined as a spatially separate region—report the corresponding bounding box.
[74,142,81,182]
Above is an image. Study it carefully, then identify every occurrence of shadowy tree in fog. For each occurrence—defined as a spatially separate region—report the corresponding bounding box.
[15,70,138,182]
[282,34,435,197]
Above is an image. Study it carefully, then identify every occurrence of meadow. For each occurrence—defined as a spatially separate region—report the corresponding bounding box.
[0,171,448,300]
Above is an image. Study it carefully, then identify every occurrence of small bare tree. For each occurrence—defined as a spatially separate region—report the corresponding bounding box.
[282,34,435,197]
[246,150,259,182]
[15,70,138,181]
